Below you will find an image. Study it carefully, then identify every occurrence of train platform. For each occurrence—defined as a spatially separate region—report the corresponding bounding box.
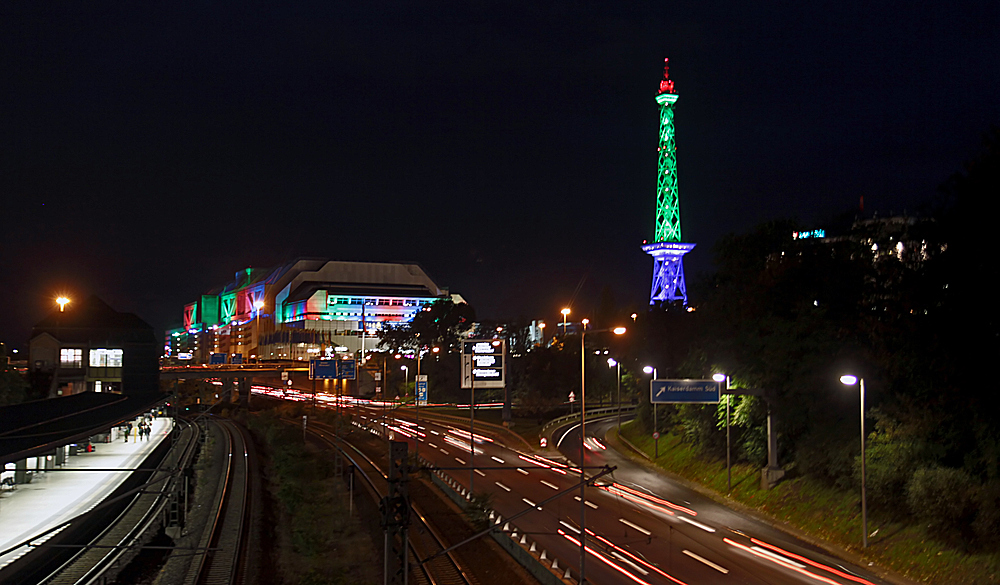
[0,415,172,570]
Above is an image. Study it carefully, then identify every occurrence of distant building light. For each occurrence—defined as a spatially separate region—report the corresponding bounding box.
[792,229,825,240]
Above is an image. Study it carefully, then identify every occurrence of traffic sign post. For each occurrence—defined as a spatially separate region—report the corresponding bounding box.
[650,379,720,404]
[415,375,428,407]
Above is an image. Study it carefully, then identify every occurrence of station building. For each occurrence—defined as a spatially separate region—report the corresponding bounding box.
[29,295,160,396]
[166,258,463,364]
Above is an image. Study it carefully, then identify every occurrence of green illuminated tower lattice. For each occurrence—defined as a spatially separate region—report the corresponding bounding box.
[642,58,695,306]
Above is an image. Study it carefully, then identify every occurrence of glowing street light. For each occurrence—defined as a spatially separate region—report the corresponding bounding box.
[840,374,868,548]
[579,324,626,585]
[643,366,660,458]
[713,372,733,492]
[561,307,571,336]
[401,365,409,393]
[56,296,70,312]
[608,358,622,430]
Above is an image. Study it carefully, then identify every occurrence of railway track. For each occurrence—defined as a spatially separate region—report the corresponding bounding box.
[185,417,254,585]
[307,421,474,585]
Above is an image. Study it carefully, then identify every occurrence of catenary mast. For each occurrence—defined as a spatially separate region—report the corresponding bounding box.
[643,58,695,306]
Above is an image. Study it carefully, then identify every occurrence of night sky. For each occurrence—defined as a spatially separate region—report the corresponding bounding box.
[2,2,998,346]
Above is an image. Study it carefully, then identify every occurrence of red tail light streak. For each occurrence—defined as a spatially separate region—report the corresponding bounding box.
[599,483,697,517]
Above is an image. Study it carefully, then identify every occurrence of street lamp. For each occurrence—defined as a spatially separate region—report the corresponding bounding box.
[254,299,264,361]
[643,366,659,458]
[401,365,409,394]
[579,324,626,584]
[840,374,868,548]
[561,308,571,336]
[608,358,621,431]
[713,373,732,492]
[56,296,70,312]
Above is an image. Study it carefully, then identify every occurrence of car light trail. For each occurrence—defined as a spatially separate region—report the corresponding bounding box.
[599,486,674,516]
[602,482,697,516]
[585,529,689,585]
[447,428,493,443]
[558,530,664,585]
[749,538,879,585]
[724,538,842,585]
[517,454,567,475]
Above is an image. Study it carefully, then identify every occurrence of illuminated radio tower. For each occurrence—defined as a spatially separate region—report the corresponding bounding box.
[643,58,695,306]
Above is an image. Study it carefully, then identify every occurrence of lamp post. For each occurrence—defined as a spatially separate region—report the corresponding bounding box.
[643,366,659,458]
[608,358,621,431]
[538,322,546,346]
[254,299,264,362]
[56,296,71,312]
[401,365,409,395]
[840,374,868,548]
[713,373,732,492]
[579,324,626,584]
[561,308,571,336]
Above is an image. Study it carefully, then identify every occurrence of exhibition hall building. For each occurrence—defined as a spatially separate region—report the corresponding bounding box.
[165,258,462,365]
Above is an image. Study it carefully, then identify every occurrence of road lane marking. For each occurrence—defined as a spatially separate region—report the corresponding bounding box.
[496,482,511,492]
[678,515,716,533]
[610,551,649,575]
[428,443,437,449]
[517,468,529,475]
[430,430,440,435]
[491,456,505,463]
[455,457,465,465]
[559,520,580,533]
[573,496,599,509]
[750,546,806,568]
[540,480,559,490]
[683,550,729,574]
[522,498,541,510]
[475,469,486,476]
[618,518,651,535]
[439,448,449,455]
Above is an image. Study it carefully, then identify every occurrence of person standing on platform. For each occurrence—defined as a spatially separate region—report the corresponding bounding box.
[125,422,133,442]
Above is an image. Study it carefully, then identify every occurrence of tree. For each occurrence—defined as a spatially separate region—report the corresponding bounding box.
[0,344,28,406]
[379,299,476,353]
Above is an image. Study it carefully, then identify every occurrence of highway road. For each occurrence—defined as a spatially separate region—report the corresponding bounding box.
[348,403,890,585]
[253,387,891,585]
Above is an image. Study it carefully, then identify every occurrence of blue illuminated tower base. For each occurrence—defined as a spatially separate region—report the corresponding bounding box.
[643,242,695,305]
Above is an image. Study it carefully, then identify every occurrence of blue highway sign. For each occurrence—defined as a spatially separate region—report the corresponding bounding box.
[651,379,720,404]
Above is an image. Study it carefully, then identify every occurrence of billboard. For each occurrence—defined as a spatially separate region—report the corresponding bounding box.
[650,379,720,404]
[209,353,227,365]
[461,339,505,389]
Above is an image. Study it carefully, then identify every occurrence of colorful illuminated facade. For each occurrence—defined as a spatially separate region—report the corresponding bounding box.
[166,259,460,364]
[643,58,695,306]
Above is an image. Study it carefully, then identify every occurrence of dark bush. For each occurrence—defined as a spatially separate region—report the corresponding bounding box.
[906,466,979,547]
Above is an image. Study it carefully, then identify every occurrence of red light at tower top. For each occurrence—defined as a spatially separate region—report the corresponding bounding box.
[657,57,676,95]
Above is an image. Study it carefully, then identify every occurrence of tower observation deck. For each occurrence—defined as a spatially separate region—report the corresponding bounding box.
[643,58,695,306]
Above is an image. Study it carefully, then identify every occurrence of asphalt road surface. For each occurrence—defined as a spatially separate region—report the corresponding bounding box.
[345,403,890,585]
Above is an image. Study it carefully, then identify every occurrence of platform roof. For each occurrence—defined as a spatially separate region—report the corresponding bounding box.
[0,391,165,465]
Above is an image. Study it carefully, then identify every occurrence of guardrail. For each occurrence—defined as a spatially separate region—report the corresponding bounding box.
[540,405,637,436]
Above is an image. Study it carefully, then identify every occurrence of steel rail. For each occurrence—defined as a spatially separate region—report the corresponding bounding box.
[307,421,473,585]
